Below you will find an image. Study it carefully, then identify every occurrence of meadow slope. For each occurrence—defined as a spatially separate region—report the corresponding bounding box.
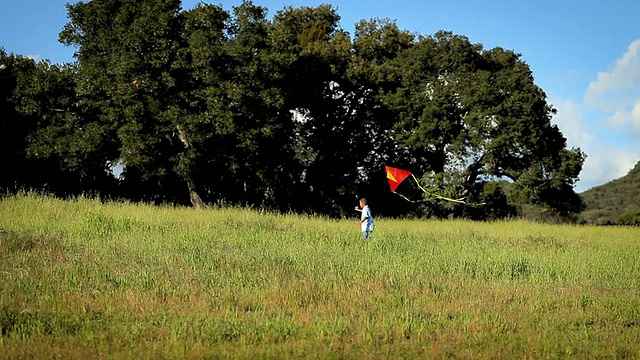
[1,194,639,359]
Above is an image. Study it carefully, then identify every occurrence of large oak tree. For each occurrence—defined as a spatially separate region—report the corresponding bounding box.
[383,31,585,216]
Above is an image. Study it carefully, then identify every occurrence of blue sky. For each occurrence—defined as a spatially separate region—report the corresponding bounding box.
[1,0,639,192]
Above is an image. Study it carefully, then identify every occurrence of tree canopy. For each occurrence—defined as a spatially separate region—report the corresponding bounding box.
[1,1,586,220]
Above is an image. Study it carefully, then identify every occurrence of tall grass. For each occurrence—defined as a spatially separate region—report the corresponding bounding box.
[1,193,639,358]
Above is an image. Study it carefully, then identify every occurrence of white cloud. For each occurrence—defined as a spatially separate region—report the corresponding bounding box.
[604,101,640,134]
[609,109,629,129]
[584,39,640,111]
[550,99,609,191]
[551,39,640,191]
[551,97,592,147]
[632,101,640,132]
[578,146,640,191]
[553,97,640,191]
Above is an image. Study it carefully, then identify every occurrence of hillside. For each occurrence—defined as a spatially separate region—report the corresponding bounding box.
[580,161,640,225]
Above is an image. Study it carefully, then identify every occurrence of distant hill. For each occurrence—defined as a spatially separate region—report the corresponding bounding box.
[580,161,640,225]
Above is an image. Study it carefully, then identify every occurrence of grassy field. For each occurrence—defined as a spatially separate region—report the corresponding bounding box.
[1,194,639,359]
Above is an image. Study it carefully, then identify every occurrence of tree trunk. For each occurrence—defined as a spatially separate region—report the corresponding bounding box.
[176,124,205,209]
[187,177,206,209]
[459,154,486,199]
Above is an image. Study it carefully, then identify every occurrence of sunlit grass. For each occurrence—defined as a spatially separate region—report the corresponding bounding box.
[1,193,639,358]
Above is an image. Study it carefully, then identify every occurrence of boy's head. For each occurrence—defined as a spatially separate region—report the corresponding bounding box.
[359,198,367,207]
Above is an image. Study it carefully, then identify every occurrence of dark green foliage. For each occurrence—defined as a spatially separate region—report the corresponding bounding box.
[3,2,586,220]
[617,208,640,226]
[1,49,107,196]
[59,0,191,205]
[463,181,517,220]
[0,49,38,193]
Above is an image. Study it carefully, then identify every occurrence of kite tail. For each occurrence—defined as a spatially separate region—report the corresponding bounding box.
[410,174,470,205]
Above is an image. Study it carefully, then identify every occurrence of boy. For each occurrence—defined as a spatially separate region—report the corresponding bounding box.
[355,198,374,240]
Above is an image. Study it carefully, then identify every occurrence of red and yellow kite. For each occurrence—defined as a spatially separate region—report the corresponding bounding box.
[384,165,472,205]
[385,166,412,192]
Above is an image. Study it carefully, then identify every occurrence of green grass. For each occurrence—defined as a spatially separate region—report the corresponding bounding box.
[1,193,639,359]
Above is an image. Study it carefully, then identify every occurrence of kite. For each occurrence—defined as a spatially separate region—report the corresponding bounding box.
[384,165,473,205]
[385,166,412,192]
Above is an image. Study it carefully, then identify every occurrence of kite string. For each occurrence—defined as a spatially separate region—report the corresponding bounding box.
[410,174,429,193]
[393,191,417,203]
